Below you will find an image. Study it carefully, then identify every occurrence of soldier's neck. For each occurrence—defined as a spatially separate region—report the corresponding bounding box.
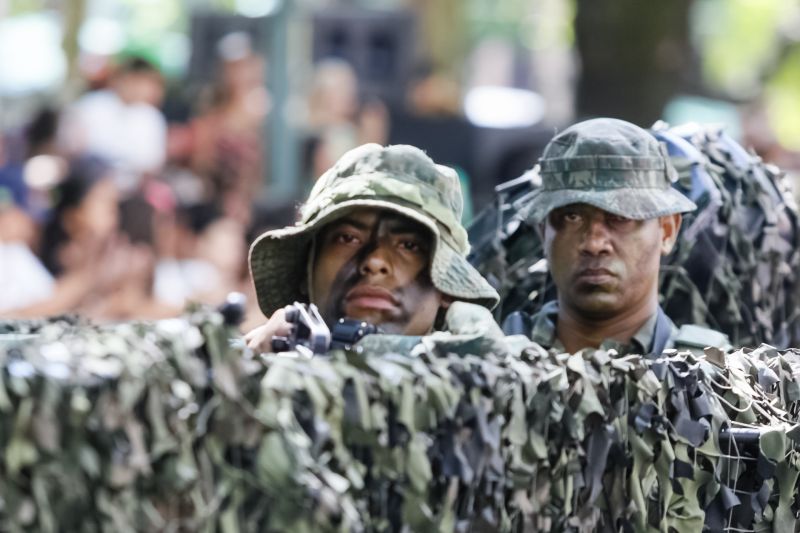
[555,296,657,354]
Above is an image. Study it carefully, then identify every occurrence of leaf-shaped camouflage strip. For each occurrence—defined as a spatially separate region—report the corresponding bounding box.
[1,314,799,531]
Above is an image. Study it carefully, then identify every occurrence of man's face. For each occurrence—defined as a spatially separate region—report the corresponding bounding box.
[115,72,164,107]
[311,207,444,335]
[543,203,680,319]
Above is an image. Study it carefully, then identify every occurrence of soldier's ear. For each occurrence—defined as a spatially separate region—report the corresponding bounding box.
[659,213,682,255]
[440,294,453,309]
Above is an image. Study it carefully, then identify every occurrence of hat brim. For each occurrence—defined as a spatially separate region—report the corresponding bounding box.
[521,187,697,224]
[249,198,499,318]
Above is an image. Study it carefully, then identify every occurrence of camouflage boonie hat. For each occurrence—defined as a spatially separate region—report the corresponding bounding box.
[521,118,697,223]
[249,144,500,317]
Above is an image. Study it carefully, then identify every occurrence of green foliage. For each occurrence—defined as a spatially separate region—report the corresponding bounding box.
[693,0,788,96]
[465,0,575,49]
[691,0,800,148]
[7,0,47,16]
[766,46,800,150]
[1,311,799,531]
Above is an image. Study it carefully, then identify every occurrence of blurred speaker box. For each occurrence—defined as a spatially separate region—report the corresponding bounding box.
[188,12,272,83]
[312,8,416,104]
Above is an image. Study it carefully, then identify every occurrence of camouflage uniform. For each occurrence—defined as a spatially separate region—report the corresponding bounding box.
[529,300,731,356]
[519,118,730,354]
[249,144,506,345]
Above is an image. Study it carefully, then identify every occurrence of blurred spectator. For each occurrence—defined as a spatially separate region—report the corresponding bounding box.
[194,215,249,304]
[58,57,167,195]
[13,108,70,225]
[39,157,119,276]
[307,58,360,131]
[184,32,268,227]
[25,107,62,159]
[0,184,54,313]
[0,109,58,206]
[742,100,800,169]
[154,202,222,307]
[7,157,123,318]
[79,194,180,320]
[154,202,248,309]
[406,63,463,117]
[304,58,389,181]
[0,135,33,245]
[741,100,800,204]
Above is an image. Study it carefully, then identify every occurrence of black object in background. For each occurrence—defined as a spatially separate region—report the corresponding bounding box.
[312,7,416,105]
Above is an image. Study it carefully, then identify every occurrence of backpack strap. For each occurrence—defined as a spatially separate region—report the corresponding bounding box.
[649,306,675,356]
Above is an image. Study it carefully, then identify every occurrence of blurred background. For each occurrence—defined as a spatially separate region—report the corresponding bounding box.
[1,0,800,326]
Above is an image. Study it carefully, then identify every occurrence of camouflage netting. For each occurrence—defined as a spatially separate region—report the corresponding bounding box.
[1,311,800,532]
[468,123,800,348]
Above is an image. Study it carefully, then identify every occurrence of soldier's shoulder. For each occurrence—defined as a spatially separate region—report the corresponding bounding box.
[443,301,502,336]
[671,323,732,353]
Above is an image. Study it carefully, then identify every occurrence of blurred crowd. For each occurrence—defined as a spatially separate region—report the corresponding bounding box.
[0,31,397,329]
[3,22,799,329]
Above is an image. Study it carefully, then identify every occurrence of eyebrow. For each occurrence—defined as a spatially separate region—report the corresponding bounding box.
[382,216,430,237]
[328,217,371,231]
[330,216,428,235]
[388,227,428,239]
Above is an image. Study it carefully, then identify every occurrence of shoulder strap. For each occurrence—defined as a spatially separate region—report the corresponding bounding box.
[649,306,675,356]
[502,310,533,337]
[673,324,732,352]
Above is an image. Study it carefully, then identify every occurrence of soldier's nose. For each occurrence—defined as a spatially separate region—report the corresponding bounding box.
[359,244,392,276]
[579,219,612,255]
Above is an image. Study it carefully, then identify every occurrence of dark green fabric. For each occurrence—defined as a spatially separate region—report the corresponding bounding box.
[1,312,799,531]
[520,118,697,223]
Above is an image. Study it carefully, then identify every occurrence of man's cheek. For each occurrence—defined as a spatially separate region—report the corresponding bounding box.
[327,259,361,302]
[631,235,661,271]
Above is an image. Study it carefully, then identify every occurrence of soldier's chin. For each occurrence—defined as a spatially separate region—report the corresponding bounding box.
[343,304,393,326]
[571,294,622,317]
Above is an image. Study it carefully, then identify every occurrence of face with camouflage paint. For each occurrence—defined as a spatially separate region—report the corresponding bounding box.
[311,207,446,334]
[544,203,681,320]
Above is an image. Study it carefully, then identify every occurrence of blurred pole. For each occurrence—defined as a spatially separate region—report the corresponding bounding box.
[61,0,87,99]
[265,0,297,203]
[574,0,695,126]
[410,0,467,78]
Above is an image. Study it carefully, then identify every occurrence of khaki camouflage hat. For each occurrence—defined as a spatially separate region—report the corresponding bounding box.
[521,118,697,224]
[249,144,499,317]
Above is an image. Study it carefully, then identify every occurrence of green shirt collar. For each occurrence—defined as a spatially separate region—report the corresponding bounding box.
[530,301,659,355]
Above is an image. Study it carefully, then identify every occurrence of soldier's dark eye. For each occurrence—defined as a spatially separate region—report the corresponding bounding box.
[399,239,421,252]
[607,214,633,227]
[335,232,360,245]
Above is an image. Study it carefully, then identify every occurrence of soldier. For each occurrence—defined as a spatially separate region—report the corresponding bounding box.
[245,143,503,351]
[517,118,730,355]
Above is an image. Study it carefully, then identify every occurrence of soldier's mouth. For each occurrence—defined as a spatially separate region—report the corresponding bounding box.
[575,268,616,285]
[344,285,399,311]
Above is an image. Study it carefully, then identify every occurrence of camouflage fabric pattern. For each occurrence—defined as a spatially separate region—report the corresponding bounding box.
[655,123,800,348]
[2,312,800,531]
[468,122,800,348]
[249,143,499,318]
[520,118,697,223]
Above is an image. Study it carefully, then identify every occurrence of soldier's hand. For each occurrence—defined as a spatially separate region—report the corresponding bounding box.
[244,308,292,352]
